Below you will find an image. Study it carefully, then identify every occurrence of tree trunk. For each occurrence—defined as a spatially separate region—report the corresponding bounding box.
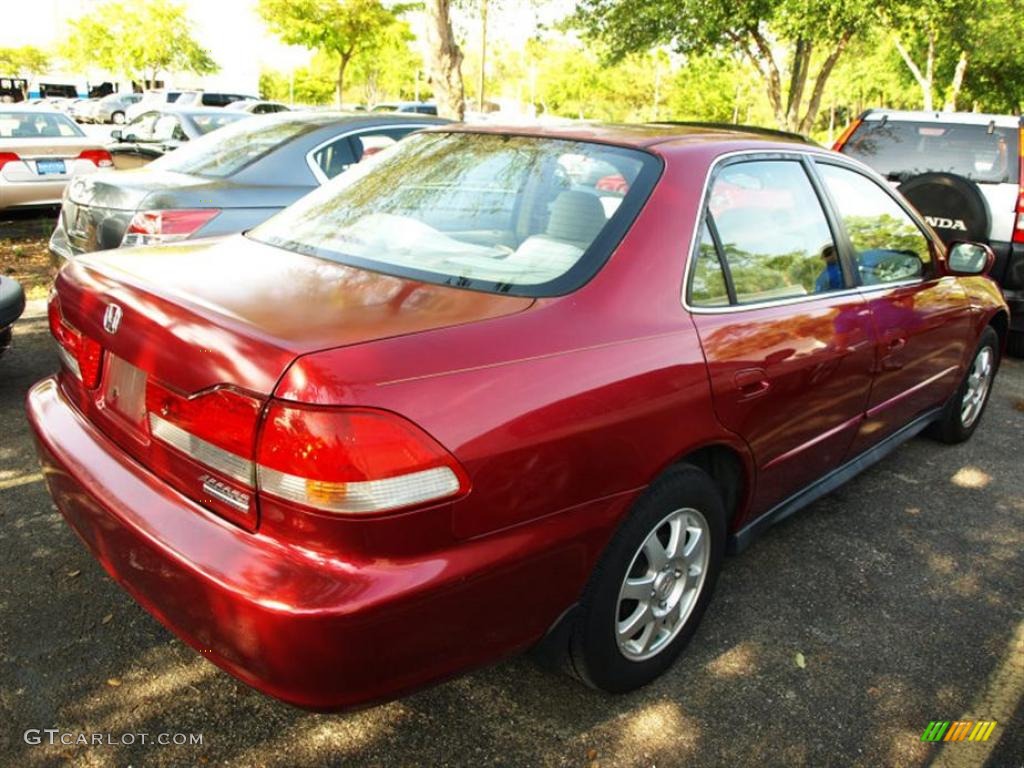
[944,51,968,111]
[478,0,488,112]
[797,32,850,134]
[893,34,932,111]
[785,38,811,128]
[336,53,351,109]
[424,0,465,120]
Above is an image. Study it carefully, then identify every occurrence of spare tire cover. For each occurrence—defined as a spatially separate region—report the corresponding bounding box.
[897,172,991,244]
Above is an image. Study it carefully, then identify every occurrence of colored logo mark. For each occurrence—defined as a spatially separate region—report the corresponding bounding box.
[921,720,998,742]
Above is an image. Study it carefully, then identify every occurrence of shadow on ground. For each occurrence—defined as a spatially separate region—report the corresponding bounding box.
[1,294,1021,767]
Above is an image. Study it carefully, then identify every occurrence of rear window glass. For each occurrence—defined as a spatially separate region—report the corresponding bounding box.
[0,112,83,138]
[190,112,248,135]
[843,120,1019,184]
[248,132,661,296]
[149,116,313,177]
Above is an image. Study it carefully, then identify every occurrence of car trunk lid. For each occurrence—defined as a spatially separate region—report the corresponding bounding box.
[62,169,214,253]
[51,235,534,529]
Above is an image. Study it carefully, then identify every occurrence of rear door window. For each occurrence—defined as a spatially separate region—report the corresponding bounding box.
[312,136,358,180]
[817,163,933,285]
[843,120,1019,184]
[699,160,842,305]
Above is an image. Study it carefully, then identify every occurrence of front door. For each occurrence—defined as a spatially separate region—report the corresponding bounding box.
[813,161,974,455]
[688,157,877,514]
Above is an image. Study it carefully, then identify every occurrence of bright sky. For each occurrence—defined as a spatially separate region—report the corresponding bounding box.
[0,0,578,88]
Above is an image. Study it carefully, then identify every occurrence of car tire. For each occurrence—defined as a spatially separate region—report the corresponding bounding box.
[1007,331,1024,359]
[930,326,1000,444]
[567,464,725,693]
[112,112,125,125]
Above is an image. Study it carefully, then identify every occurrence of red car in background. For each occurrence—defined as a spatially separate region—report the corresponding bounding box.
[27,123,1008,709]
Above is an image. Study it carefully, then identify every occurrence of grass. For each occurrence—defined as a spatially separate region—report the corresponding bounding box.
[0,210,59,301]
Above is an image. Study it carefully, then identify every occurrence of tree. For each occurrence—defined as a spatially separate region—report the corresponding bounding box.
[424,0,466,119]
[259,0,398,108]
[0,46,50,78]
[574,0,885,134]
[61,1,216,87]
[348,18,421,106]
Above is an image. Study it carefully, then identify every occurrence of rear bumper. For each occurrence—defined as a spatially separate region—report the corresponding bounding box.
[26,376,616,709]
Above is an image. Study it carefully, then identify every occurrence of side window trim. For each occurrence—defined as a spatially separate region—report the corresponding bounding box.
[704,212,737,305]
[810,157,943,288]
[799,155,858,290]
[684,151,856,312]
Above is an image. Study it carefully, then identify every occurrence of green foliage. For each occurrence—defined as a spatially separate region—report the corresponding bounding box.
[0,46,50,77]
[258,0,401,106]
[60,1,217,84]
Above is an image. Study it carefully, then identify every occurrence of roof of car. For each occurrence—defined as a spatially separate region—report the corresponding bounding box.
[436,120,816,150]
[0,104,66,115]
[257,111,452,129]
[859,109,1023,128]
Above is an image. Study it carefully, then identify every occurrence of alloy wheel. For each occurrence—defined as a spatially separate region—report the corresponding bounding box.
[615,508,710,661]
[961,346,994,428]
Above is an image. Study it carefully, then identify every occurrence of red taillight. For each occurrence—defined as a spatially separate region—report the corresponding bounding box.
[146,381,261,461]
[0,151,21,171]
[47,295,103,388]
[145,380,263,527]
[77,148,113,168]
[256,404,467,514]
[832,117,862,152]
[1014,127,1024,245]
[144,385,466,519]
[122,209,221,246]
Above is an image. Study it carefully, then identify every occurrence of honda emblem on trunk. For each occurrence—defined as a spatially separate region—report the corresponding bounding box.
[103,303,123,334]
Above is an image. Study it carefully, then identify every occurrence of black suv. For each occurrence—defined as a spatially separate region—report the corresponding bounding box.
[836,109,1023,356]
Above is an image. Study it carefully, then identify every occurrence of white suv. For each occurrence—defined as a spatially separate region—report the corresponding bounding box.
[836,110,1023,356]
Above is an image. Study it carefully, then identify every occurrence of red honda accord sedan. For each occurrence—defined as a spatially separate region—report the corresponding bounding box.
[27,123,1008,709]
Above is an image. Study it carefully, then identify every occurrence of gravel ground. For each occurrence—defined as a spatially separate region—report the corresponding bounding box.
[0,281,1022,766]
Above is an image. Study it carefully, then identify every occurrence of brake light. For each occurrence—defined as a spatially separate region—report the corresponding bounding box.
[256,404,467,514]
[122,209,220,246]
[146,381,262,485]
[47,295,103,388]
[0,151,20,171]
[832,117,863,152]
[1014,127,1024,245]
[77,148,113,168]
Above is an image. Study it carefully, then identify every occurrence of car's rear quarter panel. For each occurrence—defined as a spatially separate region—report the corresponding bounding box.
[273,143,753,549]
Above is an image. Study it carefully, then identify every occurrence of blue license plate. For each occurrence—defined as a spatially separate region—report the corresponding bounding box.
[36,159,66,175]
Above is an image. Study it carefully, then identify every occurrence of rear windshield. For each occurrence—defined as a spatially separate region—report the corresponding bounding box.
[843,120,1019,184]
[248,131,661,296]
[149,115,311,177]
[0,111,83,138]
[189,112,248,135]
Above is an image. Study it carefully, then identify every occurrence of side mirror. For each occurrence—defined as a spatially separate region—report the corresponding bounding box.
[110,129,123,141]
[947,241,995,276]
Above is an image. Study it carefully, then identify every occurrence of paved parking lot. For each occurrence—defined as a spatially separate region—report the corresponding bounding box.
[1,286,1022,766]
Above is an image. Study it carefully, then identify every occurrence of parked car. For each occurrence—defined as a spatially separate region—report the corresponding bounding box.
[105,106,251,170]
[225,99,291,115]
[28,124,1008,710]
[0,274,25,357]
[370,101,438,115]
[194,92,259,107]
[90,92,142,124]
[0,106,113,210]
[67,98,96,123]
[125,90,197,123]
[50,112,449,259]
[835,109,1023,356]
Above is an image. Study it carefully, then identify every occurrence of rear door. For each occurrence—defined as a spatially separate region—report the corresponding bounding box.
[688,156,876,514]
[813,160,974,454]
